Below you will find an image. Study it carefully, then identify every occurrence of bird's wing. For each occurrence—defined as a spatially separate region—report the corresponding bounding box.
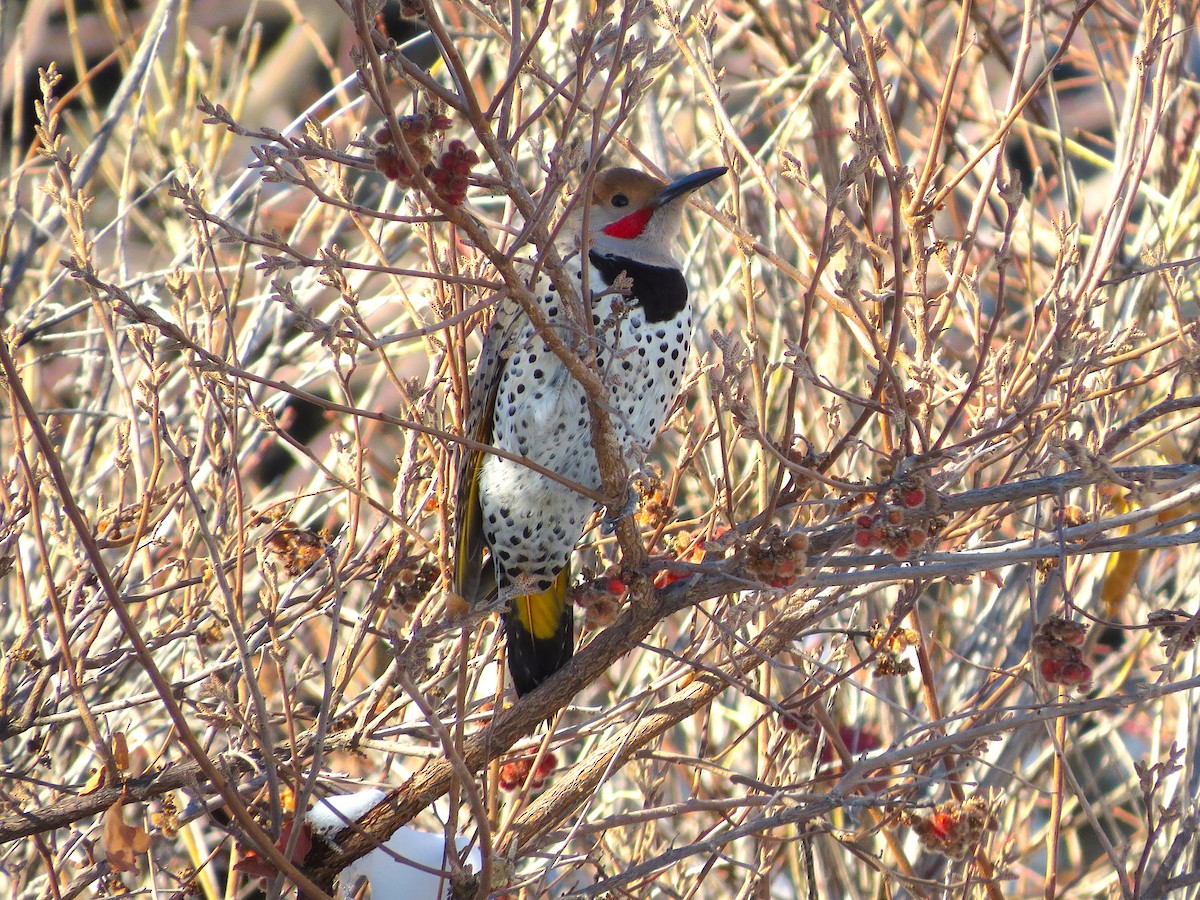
[453,297,525,606]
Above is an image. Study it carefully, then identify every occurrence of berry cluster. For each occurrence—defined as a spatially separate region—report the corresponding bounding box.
[1148,609,1200,653]
[850,479,937,559]
[868,621,919,677]
[818,724,882,764]
[777,710,813,734]
[654,531,708,589]
[263,521,326,577]
[776,716,882,760]
[570,568,626,629]
[1032,615,1092,690]
[744,526,809,588]
[373,114,478,205]
[852,508,928,559]
[498,752,557,792]
[907,796,997,859]
[390,558,438,613]
[634,470,673,531]
[429,140,478,206]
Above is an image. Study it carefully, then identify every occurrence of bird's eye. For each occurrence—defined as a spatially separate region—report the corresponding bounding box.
[611,193,629,208]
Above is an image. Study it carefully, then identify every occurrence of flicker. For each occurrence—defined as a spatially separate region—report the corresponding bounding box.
[454,164,727,696]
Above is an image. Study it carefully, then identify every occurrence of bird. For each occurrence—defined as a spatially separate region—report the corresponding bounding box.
[454,164,727,696]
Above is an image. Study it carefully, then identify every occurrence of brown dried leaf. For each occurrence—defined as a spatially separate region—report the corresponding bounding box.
[104,796,151,873]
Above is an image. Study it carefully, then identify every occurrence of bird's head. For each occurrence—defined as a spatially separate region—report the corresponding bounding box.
[567,166,727,267]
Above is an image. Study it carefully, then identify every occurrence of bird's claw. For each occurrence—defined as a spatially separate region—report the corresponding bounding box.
[601,485,639,535]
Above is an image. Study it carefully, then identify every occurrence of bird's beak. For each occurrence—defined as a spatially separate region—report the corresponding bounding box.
[654,166,728,207]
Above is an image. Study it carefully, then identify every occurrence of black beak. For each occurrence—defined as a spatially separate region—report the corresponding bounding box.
[654,166,728,206]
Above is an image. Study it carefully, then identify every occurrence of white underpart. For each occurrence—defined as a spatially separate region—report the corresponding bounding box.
[478,263,690,596]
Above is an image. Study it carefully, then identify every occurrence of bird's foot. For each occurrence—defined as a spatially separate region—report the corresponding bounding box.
[601,485,639,535]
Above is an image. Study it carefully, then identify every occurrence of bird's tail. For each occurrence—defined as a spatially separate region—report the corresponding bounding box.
[505,567,574,696]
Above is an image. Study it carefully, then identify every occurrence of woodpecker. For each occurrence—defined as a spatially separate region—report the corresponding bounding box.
[454,165,727,696]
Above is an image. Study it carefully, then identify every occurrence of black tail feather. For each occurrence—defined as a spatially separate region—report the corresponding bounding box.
[504,601,574,696]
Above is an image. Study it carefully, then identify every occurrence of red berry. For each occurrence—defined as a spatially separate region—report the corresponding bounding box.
[655,569,688,588]
[928,810,955,840]
[891,543,910,560]
[1039,657,1063,682]
[499,759,532,791]
[447,139,467,155]
[1058,661,1092,686]
[430,114,453,131]
[534,751,557,779]
[856,514,875,529]
[854,528,875,548]
[902,487,926,507]
[606,577,626,595]
[375,154,399,180]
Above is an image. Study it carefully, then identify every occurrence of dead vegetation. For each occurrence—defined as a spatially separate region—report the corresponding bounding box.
[3,0,1200,897]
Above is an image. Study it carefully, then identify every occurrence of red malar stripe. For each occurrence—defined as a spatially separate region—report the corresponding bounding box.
[602,206,653,239]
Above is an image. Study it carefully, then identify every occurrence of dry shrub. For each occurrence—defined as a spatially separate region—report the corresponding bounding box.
[2,0,1200,897]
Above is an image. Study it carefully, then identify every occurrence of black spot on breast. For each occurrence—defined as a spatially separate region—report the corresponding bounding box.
[589,251,689,323]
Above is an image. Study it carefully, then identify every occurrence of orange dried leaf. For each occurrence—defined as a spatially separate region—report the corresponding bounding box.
[80,767,106,795]
[112,732,129,772]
